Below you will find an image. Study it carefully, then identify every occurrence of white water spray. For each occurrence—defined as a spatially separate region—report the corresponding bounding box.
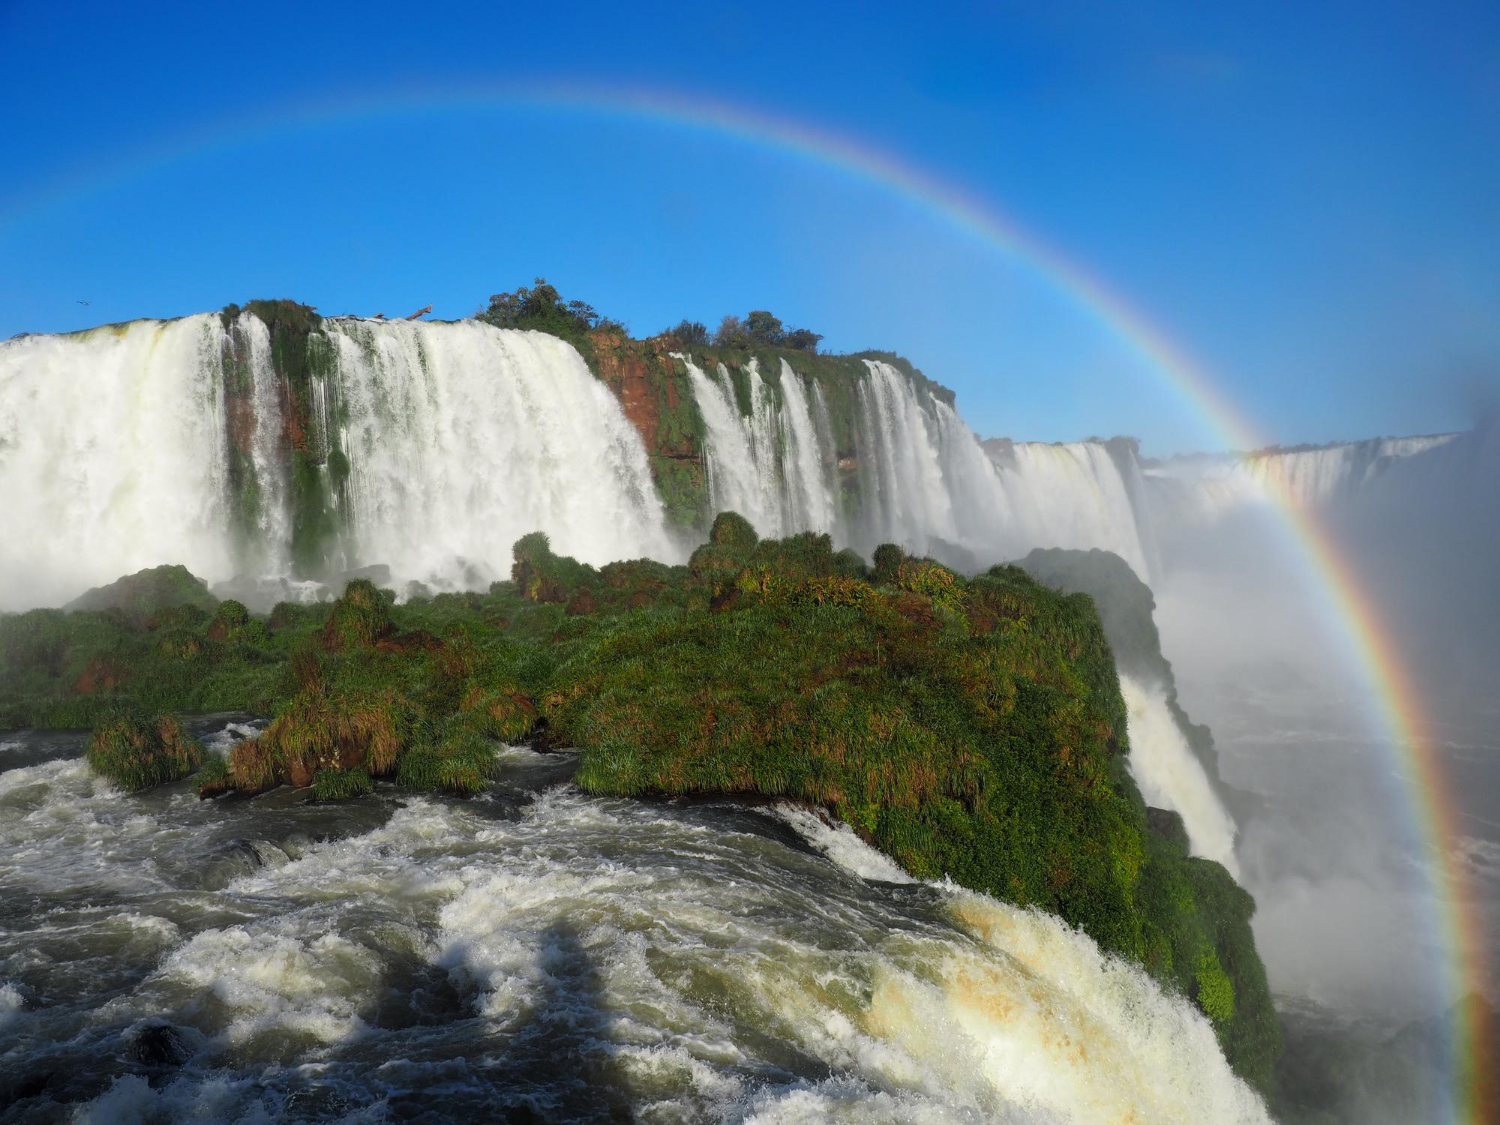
[0,318,234,609]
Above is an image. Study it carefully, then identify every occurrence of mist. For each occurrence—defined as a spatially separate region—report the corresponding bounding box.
[1143,421,1500,1120]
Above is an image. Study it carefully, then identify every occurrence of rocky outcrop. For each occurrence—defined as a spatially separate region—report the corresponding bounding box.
[64,564,218,624]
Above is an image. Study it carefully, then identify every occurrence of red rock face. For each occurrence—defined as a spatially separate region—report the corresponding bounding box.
[591,333,698,460]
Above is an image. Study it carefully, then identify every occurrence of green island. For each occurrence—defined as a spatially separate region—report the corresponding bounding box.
[0,515,1279,1095]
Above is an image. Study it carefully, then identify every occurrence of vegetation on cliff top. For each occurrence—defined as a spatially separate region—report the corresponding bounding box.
[0,515,1278,1093]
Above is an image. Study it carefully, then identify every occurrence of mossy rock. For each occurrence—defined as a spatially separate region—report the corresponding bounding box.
[65,565,218,624]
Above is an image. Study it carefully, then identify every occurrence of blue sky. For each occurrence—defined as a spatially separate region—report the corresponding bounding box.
[1,1,1495,454]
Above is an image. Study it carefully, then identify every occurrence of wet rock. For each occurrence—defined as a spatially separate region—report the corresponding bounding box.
[131,1021,189,1066]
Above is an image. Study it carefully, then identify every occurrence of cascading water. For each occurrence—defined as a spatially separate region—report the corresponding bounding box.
[1119,673,1240,874]
[5,311,1460,612]
[0,316,678,610]
[2,312,1194,611]
[677,355,837,540]
[682,355,1157,577]
[1141,433,1460,531]
[0,319,234,610]
[774,359,838,534]
[323,318,677,590]
[233,312,294,577]
[983,440,1154,578]
[679,355,785,536]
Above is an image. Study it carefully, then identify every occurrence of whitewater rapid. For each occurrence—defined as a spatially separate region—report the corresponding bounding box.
[0,726,1269,1124]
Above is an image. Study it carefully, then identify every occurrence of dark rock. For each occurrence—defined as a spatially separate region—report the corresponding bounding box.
[131,1021,189,1066]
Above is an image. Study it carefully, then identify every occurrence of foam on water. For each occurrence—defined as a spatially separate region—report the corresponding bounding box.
[769,805,915,884]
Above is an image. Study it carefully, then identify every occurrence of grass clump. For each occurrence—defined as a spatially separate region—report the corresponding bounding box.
[312,766,374,801]
[396,726,496,794]
[322,579,393,649]
[86,712,202,792]
[196,755,233,798]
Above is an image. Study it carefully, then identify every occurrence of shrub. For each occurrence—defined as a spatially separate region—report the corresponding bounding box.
[207,599,251,641]
[709,511,758,551]
[664,319,710,346]
[871,543,905,585]
[478,278,618,343]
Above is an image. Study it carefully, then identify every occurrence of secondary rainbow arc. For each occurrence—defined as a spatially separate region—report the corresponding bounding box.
[2,78,1491,1122]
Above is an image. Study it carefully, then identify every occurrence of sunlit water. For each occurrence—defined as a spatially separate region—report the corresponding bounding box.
[0,722,1269,1124]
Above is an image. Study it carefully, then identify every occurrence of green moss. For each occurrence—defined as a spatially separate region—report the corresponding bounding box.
[1136,812,1281,1095]
[289,450,338,578]
[650,456,707,529]
[86,712,202,792]
[223,299,345,578]
[1196,949,1236,1025]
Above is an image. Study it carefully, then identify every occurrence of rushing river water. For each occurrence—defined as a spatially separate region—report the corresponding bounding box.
[0,720,1268,1125]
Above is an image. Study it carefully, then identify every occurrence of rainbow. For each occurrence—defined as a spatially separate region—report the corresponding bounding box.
[3,80,1493,1119]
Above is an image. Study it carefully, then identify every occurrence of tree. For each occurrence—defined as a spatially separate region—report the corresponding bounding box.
[745,309,785,346]
[478,278,616,339]
[714,315,749,348]
[665,319,710,346]
[784,327,823,352]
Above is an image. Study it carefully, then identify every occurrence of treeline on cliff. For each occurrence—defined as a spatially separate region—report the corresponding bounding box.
[0,517,1279,1095]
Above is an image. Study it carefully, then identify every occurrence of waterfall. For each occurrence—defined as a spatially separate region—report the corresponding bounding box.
[1120,674,1240,874]
[684,355,1156,576]
[323,319,676,590]
[1142,433,1460,530]
[0,318,235,610]
[233,312,293,576]
[19,309,1452,613]
[775,359,837,533]
[984,440,1154,578]
[0,316,676,609]
[678,353,780,534]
